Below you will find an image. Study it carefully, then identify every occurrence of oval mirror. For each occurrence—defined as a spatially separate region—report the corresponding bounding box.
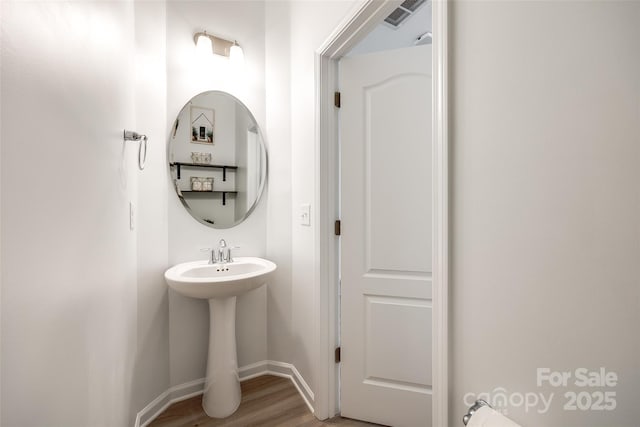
[168,91,267,228]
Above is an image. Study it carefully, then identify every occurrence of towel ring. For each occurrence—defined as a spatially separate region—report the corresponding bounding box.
[124,130,148,170]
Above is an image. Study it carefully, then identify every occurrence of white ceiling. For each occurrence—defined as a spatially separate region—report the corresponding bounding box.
[347,1,432,57]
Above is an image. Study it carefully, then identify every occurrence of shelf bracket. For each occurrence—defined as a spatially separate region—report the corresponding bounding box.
[222,192,227,206]
[222,167,227,182]
[176,164,181,180]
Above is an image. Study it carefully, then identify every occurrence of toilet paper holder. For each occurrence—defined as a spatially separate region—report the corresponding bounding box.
[463,399,491,425]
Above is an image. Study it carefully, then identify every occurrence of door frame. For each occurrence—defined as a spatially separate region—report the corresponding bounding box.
[313,1,449,425]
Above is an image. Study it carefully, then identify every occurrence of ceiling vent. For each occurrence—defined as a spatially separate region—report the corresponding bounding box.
[384,0,427,28]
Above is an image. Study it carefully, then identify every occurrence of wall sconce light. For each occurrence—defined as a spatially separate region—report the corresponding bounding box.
[194,31,244,63]
[229,41,244,64]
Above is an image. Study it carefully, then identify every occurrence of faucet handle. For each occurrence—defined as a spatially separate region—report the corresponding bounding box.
[200,247,218,264]
[225,245,240,263]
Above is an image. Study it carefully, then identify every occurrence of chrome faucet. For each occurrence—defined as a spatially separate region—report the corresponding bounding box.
[202,239,238,265]
[217,239,228,264]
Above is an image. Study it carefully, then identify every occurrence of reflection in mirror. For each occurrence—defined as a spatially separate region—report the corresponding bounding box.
[169,91,267,228]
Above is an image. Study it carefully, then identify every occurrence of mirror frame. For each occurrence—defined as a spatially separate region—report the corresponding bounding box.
[168,90,268,229]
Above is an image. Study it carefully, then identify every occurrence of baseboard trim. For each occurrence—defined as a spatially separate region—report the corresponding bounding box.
[134,377,205,427]
[238,359,270,380]
[263,360,315,413]
[134,360,314,427]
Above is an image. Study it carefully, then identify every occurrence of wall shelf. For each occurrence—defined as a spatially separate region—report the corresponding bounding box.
[179,190,238,206]
[170,162,238,181]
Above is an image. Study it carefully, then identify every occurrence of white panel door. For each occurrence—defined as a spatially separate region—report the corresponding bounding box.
[340,45,432,427]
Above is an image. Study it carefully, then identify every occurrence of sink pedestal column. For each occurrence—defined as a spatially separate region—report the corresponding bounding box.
[202,296,241,418]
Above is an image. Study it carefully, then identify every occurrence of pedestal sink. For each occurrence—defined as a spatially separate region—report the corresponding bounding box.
[164,257,276,418]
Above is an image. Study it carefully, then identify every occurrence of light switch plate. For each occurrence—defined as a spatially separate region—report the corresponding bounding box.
[299,203,311,226]
[129,202,135,231]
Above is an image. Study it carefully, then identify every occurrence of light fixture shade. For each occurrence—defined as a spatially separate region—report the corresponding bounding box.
[194,32,242,62]
[229,43,244,65]
[195,33,213,55]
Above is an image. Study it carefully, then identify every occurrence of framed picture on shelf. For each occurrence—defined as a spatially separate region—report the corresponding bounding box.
[190,105,215,144]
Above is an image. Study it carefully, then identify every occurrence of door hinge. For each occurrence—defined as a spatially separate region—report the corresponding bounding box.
[335,347,341,363]
[334,220,341,236]
[334,92,341,108]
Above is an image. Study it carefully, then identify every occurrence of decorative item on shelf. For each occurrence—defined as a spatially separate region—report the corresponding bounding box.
[190,177,202,191]
[191,105,215,145]
[191,177,214,192]
[202,177,213,191]
[191,152,212,164]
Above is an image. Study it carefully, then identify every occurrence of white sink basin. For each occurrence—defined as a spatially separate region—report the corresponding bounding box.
[164,256,276,418]
[165,257,276,299]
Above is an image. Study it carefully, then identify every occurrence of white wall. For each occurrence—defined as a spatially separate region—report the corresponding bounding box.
[0,2,3,419]
[450,2,640,426]
[1,2,139,425]
[1,1,172,424]
[264,0,294,367]
[132,0,171,419]
[166,0,268,387]
[287,0,362,393]
[1,1,373,424]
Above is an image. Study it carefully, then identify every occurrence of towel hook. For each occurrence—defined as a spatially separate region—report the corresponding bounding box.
[123,130,148,170]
